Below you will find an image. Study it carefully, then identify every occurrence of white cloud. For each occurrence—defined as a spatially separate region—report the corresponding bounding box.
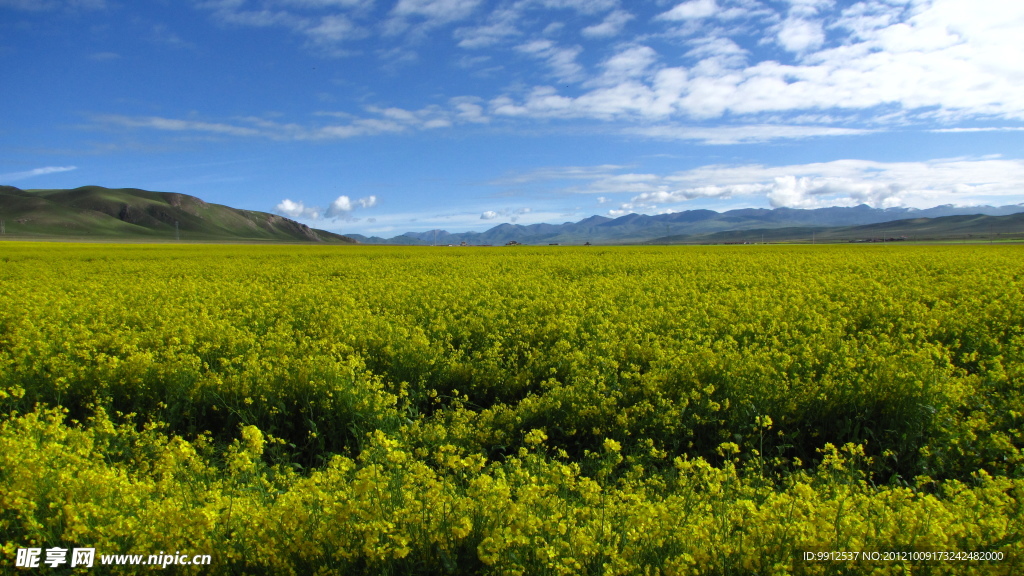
[0,166,78,182]
[581,9,633,38]
[455,6,521,48]
[90,0,1024,158]
[451,97,490,123]
[782,0,833,19]
[490,164,626,185]
[276,198,321,219]
[328,195,353,215]
[776,18,825,53]
[97,98,490,141]
[390,0,481,21]
[685,36,747,63]
[479,207,534,222]
[658,158,1024,209]
[499,158,1024,211]
[657,0,718,21]
[97,115,264,137]
[835,1,904,41]
[930,127,1024,133]
[588,45,658,87]
[386,0,483,35]
[542,21,563,36]
[764,175,907,208]
[192,0,1024,127]
[534,0,617,16]
[278,194,378,221]
[516,39,584,83]
[492,0,1024,125]
[199,1,304,29]
[628,123,873,144]
[198,0,371,52]
[304,14,361,46]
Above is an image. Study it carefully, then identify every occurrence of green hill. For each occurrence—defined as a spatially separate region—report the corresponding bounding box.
[0,185,355,243]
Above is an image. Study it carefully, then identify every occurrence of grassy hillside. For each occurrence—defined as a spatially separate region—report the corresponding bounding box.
[0,185,356,243]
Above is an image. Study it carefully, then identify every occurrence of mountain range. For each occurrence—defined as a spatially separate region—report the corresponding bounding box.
[347,203,1024,245]
[0,185,354,243]
[3,184,1023,245]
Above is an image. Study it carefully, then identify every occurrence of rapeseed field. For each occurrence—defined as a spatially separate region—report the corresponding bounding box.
[1,243,1021,574]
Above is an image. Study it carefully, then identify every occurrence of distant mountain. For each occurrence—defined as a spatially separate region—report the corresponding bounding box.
[0,185,355,243]
[348,203,1024,245]
[653,212,1024,244]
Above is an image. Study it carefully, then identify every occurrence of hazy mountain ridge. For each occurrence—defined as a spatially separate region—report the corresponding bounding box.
[348,203,1024,245]
[652,212,1024,244]
[0,185,356,243]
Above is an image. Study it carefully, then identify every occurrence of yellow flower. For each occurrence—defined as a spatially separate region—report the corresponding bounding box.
[525,429,548,446]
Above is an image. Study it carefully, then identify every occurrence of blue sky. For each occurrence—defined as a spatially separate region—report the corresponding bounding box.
[2,0,1023,235]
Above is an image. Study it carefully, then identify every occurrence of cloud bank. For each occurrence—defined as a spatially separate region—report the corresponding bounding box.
[91,0,1023,148]
[276,194,378,221]
[498,158,1024,214]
